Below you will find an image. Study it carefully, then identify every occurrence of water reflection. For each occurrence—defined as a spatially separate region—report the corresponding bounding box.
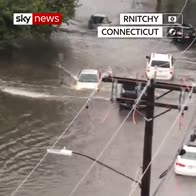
[1,0,196,196]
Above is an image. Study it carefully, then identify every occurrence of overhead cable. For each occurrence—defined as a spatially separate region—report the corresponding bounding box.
[128,83,195,196]
[67,80,151,196]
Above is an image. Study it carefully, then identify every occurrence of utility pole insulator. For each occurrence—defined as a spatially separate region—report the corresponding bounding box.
[101,75,194,196]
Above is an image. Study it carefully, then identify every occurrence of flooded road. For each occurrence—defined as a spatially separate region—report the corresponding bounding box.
[1,0,196,196]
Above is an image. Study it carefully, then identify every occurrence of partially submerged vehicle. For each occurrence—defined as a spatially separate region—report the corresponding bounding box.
[76,69,101,90]
[146,53,174,80]
[115,82,147,111]
[88,14,111,29]
[175,144,196,176]
[167,23,196,43]
[76,68,112,90]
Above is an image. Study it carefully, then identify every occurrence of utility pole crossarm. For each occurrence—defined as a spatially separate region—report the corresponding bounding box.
[102,75,195,196]
[102,76,196,93]
[116,98,188,110]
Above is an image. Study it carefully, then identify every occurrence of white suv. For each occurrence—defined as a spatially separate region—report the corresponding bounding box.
[146,53,174,80]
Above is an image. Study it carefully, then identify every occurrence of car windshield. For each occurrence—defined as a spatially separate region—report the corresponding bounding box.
[151,60,170,68]
[181,151,196,160]
[78,74,98,83]
[122,83,136,91]
[92,16,106,24]
[122,83,145,91]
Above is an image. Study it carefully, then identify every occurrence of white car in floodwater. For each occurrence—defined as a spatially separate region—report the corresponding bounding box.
[175,144,196,176]
[146,53,174,80]
[76,69,101,90]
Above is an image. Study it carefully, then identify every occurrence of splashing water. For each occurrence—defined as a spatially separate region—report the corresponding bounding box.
[0,87,53,98]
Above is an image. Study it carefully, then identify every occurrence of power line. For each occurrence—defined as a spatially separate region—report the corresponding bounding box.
[103,33,196,196]
[152,106,196,196]
[68,33,196,192]
[128,84,195,196]
[176,37,196,57]
[149,36,196,69]
[119,2,192,195]
[130,88,194,196]
[10,77,104,196]
[176,59,196,65]
[67,80,151,196]
[145,0,191,78]
[122,33,196,196]
[152,0,190,51]
[101,74,194,196]
[130,166,142,190]
[9,1,192,195]
[73,151,141,185]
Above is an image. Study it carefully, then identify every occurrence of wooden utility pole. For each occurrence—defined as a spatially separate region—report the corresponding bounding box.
[102,75,195,196]
[141,79,155,196]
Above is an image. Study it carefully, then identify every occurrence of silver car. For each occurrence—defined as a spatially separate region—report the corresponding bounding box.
[88,14,111,29]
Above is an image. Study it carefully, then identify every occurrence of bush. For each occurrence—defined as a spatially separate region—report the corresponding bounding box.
[0,0,78,44]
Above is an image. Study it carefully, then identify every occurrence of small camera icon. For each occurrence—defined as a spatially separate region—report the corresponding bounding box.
[168,16,177,23]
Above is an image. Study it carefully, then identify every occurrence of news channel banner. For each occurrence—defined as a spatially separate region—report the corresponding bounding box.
[98,13,183,38]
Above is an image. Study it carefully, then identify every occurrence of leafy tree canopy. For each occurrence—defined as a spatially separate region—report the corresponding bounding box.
[0,0,78,45]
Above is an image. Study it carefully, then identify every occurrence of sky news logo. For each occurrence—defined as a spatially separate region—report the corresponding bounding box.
[13,13,62,25]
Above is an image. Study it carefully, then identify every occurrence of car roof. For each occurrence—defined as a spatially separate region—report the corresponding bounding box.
[80,69,99,74]
[150,53,172,61]
[183,144,196,153]
[92,14,107,18]
[122,83,136,89]
[122,83,145,89]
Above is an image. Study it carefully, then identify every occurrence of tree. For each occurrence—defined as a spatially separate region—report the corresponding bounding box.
[0,0,78,45]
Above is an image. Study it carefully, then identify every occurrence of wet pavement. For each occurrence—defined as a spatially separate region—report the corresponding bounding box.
[0,0,196,196]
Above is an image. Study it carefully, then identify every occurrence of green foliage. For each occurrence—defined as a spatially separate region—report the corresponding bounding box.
[0,0,78,45]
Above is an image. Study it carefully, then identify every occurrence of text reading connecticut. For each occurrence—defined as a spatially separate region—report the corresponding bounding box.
[98,26,163,38]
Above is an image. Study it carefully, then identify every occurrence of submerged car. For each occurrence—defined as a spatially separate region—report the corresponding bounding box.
[76,69,101,90]
[167,23,196,43]
[146,53,174,80]
[116,82,147,111]
[88,14,111,29]
[174,144,196,176]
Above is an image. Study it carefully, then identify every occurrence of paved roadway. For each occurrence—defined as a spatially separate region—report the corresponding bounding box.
[49,0,196,195]
[2,0,196,196]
